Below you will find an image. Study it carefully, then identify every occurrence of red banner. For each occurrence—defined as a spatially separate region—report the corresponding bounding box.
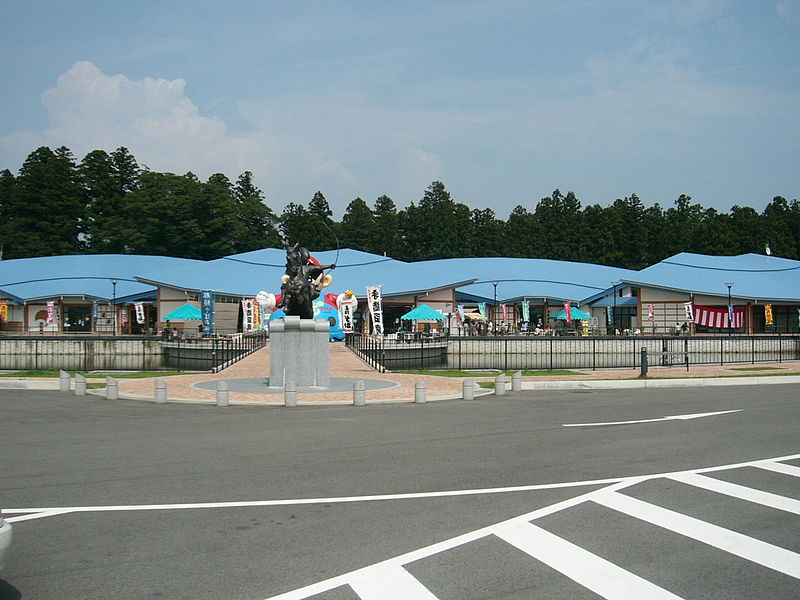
[694,306,743,328]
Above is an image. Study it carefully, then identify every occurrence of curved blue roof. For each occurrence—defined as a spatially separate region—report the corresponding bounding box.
[627,253,800,302]
[0,254,201,303]
[417,257,636,303]
[136,248,475,299]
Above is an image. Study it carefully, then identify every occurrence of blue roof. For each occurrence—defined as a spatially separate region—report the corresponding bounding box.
[416,257,636,303]
[136,248,476,299]
[0,254,201,303]
[626,253,800,302]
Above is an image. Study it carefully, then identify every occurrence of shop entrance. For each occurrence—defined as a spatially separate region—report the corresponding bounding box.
[64,305,92,332]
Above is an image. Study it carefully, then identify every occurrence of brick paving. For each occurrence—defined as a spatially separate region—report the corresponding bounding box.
[111,342,800,405]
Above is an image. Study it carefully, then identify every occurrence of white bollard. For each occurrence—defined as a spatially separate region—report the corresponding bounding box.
[512,371,522,392]
[353,380,366,406]
[74,374,87,396]
[59,370,71,392]
[462,378,475,400]
[106,376,119,400]
[216,380,229,407]
[494,374,506,396]
[154,379,167,404]
[284,381,297,407]
[414,381,427,404]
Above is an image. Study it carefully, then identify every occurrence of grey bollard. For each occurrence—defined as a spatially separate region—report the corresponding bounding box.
[74,374,87,396]
[59,370,71,392]
[353,380,366,406]
[462,378,475,400]
[154,379,167,404]
[414,380,427,404]
[512,371,522,392]
[106,376,119,400]
[494,374,506,396]
[640,347,649,377]
[216,380,229,407]
[284,381,297,407]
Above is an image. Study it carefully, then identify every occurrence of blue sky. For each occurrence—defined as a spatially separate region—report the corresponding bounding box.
[1,0,798,218]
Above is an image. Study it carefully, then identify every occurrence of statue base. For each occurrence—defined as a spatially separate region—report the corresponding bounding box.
[268,316,330,388]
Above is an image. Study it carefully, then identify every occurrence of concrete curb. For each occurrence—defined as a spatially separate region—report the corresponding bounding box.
[1,374,797,401]
[521,374,800,390]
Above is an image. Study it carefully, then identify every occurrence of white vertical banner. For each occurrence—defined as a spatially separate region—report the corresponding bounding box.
[684,301,694,322]
[337,290,358,333]
[366,285,384,335]
[241,299,255,332]
[134,302,145,325]
[46,301,55,324]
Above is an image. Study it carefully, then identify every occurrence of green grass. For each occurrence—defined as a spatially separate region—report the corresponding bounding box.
[0,370,186,378]
[728,366,782,371]
[396,368,585,377]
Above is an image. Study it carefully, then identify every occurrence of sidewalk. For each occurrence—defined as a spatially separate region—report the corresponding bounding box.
[3,343,800,404]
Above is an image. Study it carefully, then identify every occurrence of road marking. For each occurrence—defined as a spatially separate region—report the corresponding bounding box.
[594,491,800,578]
[349,565,439,599]
[563,409,742,427]
[4,451,798,523]
[261,480,644,600]
[668,472,800,514]
[756,461,800,478]
[496,521,684,599]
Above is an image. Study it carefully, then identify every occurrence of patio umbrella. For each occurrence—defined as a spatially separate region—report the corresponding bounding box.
[550,306,591,320]
[400,304,445,321]
[162,303,202,320]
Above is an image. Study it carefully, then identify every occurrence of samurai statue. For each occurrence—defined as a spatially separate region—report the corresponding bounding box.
[279,243,335,319]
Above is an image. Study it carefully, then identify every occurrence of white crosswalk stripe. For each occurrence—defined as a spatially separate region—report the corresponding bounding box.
[593,490,800,579]
[265,458,800,600]
[668,471,800,514]
[756,460,800,478]
[349,565,439,599]
[495,521,685,599]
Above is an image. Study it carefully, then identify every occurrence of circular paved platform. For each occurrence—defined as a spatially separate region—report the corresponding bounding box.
[194,377,399,395]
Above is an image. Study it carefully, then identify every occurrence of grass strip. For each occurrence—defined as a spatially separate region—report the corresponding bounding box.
[397,369,585,378]
[0,370,186,379]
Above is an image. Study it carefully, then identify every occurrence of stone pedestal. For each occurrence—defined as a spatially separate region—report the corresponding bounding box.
[269,316,330,388]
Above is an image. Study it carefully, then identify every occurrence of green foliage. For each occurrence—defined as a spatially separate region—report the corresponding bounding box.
[2,145,798,264]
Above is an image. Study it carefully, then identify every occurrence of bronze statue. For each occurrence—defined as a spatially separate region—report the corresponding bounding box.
[279,243,335,319]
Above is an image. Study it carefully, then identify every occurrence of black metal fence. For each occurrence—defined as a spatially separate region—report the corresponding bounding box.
[346,333,800,372]
[0,331,268,372]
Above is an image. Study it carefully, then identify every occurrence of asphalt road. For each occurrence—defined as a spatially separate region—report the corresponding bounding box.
[1,384,798,599]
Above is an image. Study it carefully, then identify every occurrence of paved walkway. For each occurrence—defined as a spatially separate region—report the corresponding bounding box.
[3,343,800,404]
[111,344,800,404]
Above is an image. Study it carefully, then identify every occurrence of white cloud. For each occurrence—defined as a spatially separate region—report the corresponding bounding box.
[1,61,273,183]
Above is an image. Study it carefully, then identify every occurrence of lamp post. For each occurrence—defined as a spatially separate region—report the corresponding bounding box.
[111,279,117,336]
[492,281,499,336]
[725,282,733,336]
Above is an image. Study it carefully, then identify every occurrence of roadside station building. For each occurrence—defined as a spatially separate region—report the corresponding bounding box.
[1,249,798,336]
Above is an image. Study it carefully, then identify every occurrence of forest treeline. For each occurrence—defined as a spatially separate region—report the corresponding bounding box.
[1,145,798,268]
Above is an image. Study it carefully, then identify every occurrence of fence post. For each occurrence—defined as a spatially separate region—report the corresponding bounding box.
[353,380,366,406]
[59,370,71,392]
[640,348,648,377]
[414,381,427,404]
[462,378,474,400]
[284,381,297,407]
[216,380,229,407]
[154,379,167,404]
[74,373,87,396]
[512,370,522,392]
[106,376,119,400]
[494,374,506,396]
